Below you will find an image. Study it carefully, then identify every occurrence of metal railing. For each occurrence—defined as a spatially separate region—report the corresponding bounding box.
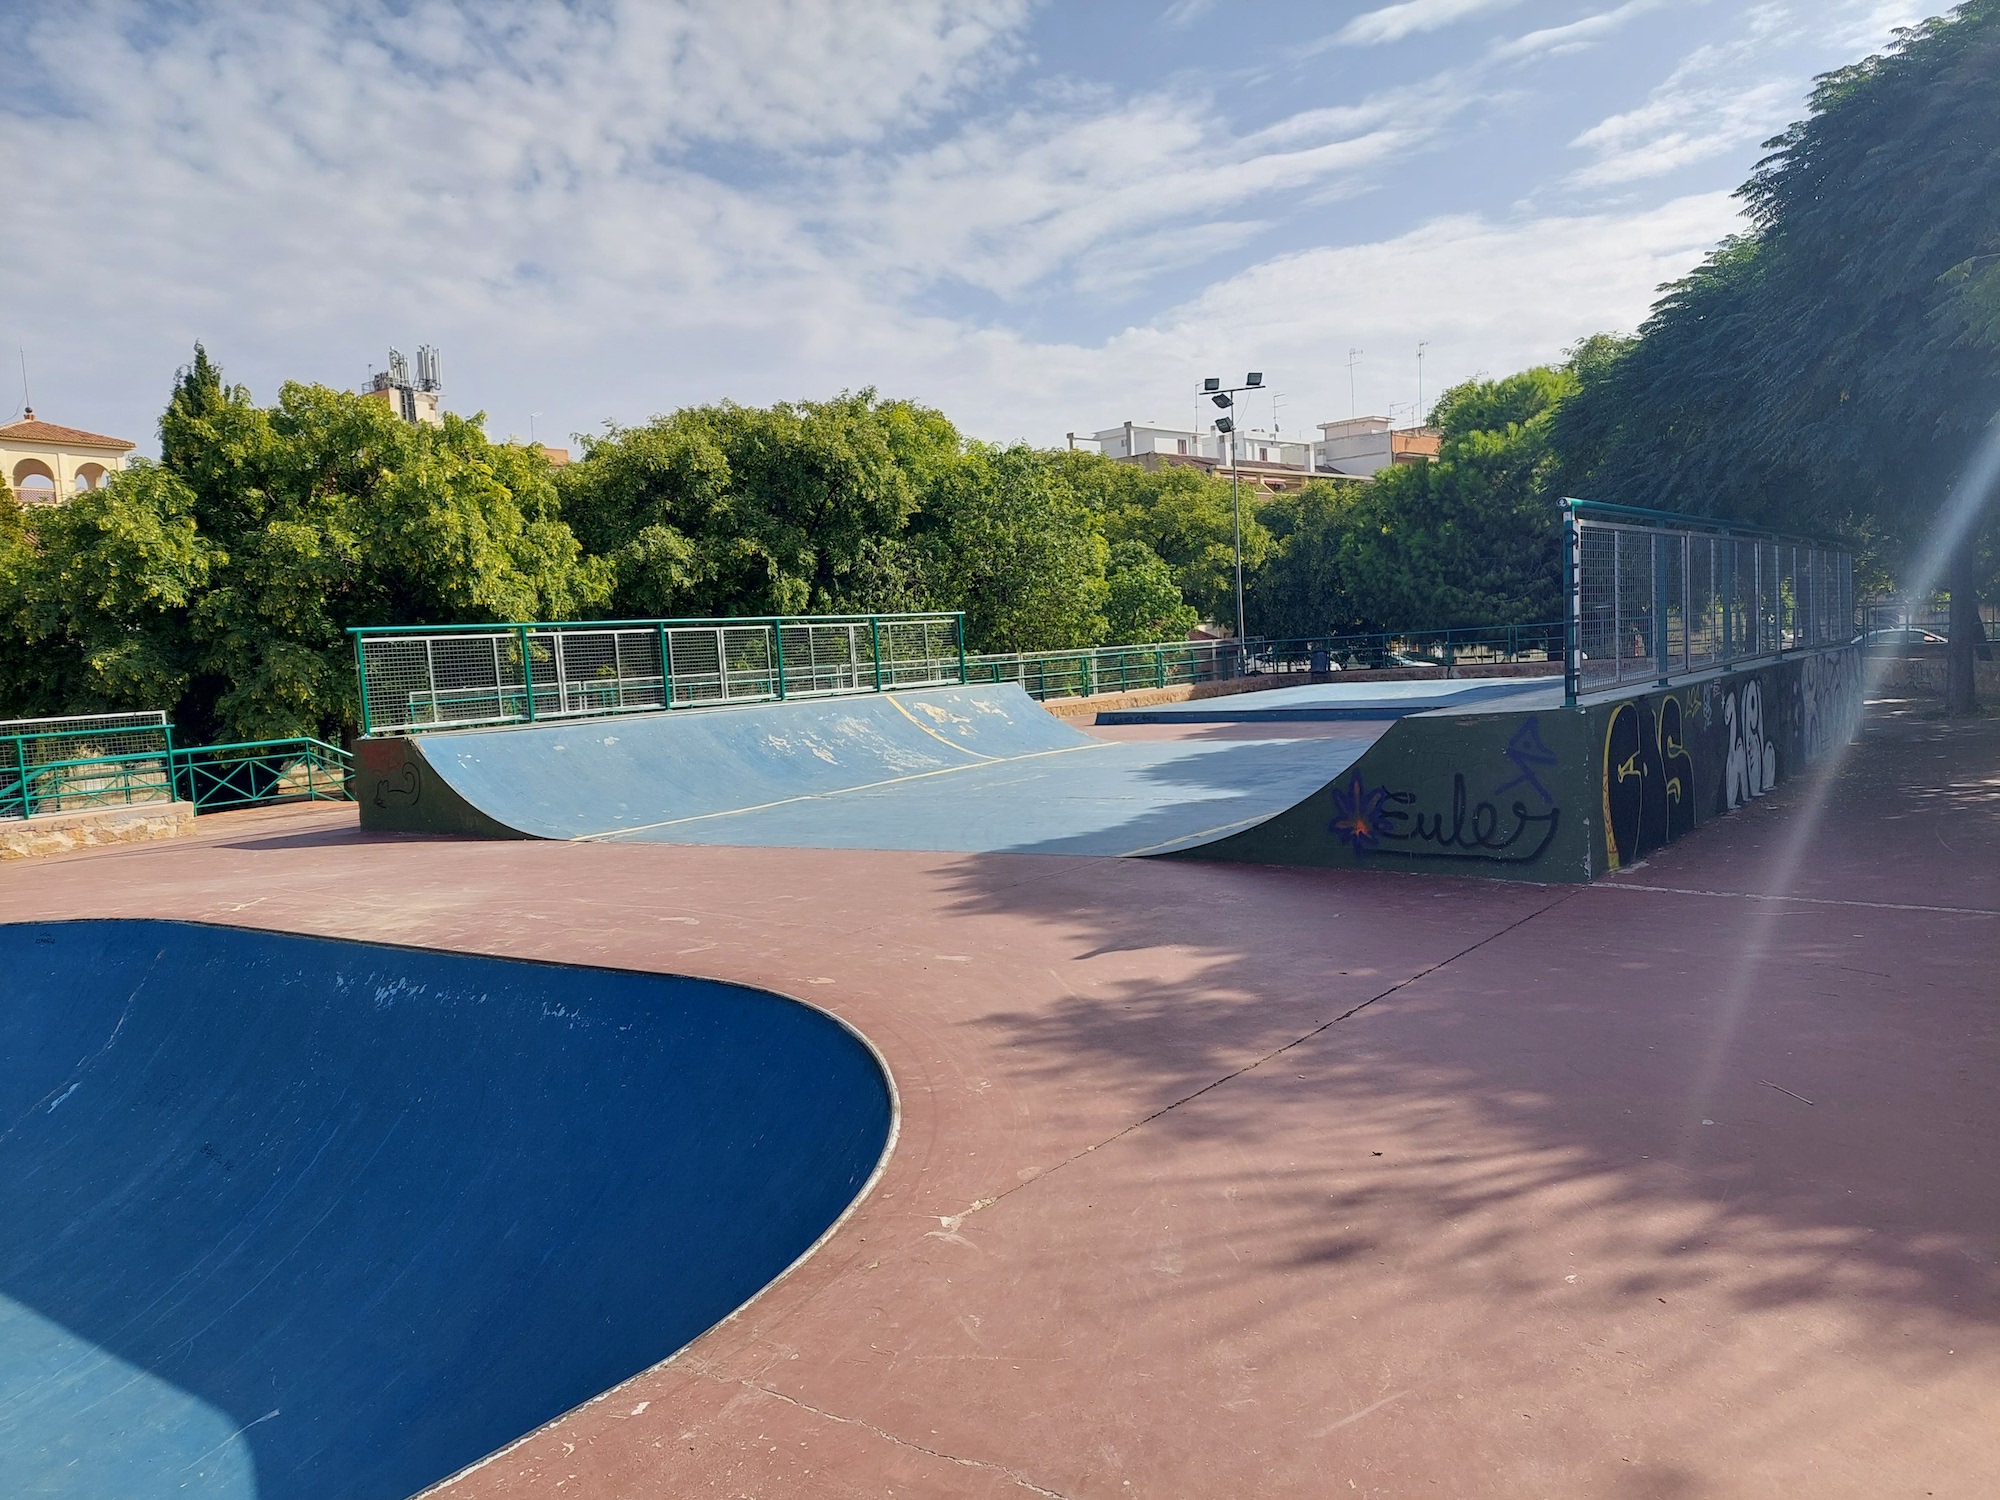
[2,713,353,820]
[965,641,1227,699]
[967,623,1563,702]
[3,714,175,819]
[350,613,967,735]
[174,738,353,812]
[1563,499,1856,704]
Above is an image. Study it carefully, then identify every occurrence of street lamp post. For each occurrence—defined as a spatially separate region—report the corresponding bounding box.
[1202,372,1263,656]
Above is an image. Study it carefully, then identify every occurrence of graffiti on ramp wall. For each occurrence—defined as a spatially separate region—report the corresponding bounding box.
[1597,645,1861,872]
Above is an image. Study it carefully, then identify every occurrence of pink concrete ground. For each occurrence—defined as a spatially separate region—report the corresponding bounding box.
[2,698,1995,1499]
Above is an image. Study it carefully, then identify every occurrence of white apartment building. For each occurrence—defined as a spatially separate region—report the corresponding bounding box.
[1312,416,1441,478]
[1086,422,1312,470]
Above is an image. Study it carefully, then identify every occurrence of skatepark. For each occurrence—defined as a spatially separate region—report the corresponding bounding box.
[0,492,1989,1500]
[3,641,1997,1497]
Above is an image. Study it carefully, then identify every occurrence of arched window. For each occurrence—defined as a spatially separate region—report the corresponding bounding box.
[11,458,57,504]
[75,463,108,491]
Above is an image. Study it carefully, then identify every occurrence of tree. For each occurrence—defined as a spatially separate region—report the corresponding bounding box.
[910,445,1108,652]
[0,465,213,719]
[1096,460,1273,629]
[1104,541,1198,645]
[559,392,946,618]
[1244,480,1367,639]
[1552,3,2000,710]
[0,349,608,741]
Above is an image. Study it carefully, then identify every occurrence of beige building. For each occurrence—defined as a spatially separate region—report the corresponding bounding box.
[361,346,445,428]
[2,410,137,505]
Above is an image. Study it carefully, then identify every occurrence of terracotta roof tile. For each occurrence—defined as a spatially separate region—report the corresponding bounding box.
[0,418,136,451]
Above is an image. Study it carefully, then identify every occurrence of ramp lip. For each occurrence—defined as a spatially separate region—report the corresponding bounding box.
[9,916,902,1499]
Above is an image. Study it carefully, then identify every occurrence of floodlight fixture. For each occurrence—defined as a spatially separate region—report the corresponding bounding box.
[1203,377,1221,392]
[1214,416,1234,433]
[1211,393,1233,409]
[1245,372,1263,387]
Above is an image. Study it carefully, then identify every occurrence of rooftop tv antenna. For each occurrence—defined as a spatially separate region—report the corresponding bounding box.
[18,346,30,419]
[1416,340,1430,424]
[1347,348,1363,419]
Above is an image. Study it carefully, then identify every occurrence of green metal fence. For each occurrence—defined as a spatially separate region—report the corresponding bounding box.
[967,623,1563,702]
[2,713,353,820]
[349,612,967,735]
[174,738,353,812]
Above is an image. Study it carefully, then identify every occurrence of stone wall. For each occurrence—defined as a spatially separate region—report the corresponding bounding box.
[1867,654,2000,697]
[0,801,195,860]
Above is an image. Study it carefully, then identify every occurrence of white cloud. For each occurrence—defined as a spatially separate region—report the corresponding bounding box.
[1561,0,1931,191]
[1161,0,1216,27]
[1062,191,1746,432]
[1491,1,1661,62]
[1332,0,1522,49]
[0,0,1878,458]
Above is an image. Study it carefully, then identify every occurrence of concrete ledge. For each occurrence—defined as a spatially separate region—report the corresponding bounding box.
[1037,660,1560,720]
[0,801,195,860]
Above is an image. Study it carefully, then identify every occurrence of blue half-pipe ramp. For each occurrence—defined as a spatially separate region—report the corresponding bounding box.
[0,919,894,1500]
[353,683,1383,856]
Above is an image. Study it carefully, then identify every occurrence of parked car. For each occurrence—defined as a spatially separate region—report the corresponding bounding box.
[1863,626,1947,647]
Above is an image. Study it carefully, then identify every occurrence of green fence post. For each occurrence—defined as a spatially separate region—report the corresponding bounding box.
[517,625,537,722]
[11,733,27,819]
[1157,650,1166,689]
[871,617,884,692]
[353,631,373,737]
[772,618,787,700]
[166,723,182,806]
[657,622,673,709]
[956,615,967,685]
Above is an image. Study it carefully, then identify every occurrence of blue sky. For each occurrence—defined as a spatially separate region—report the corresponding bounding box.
[1,0,1929,455]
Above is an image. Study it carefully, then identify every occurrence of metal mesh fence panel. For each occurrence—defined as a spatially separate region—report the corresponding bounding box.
[355,614,964,732]
[1662,532,1688,675]
[1615,528,1656,687]
[2,713,176,818]
[1569,509,1856,701]
[1577,526,1618,692]
[1687,535,1720,670]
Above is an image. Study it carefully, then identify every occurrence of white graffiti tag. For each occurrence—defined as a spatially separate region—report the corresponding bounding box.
[1800,647,1863,763]
[1725,679,1776,808]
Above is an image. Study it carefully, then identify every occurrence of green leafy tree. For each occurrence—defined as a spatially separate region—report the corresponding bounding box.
[0,348,608,741]
[1103,541,1199,645]
[911,445,1108,652]
[1244,480,1367,639]
[0,465,213,718]
[1552,3,2000,710]
[560,392,943,618]
[1098,460,1273,629]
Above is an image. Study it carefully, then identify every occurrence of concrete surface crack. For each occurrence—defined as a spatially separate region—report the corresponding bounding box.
[982,889,1583,1211]
[701,1370,1072,1497]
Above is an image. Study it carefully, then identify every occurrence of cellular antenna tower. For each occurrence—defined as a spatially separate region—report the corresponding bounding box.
[366,344,445,427]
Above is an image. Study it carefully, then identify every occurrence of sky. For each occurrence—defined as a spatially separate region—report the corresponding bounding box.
[0,0,1933,457]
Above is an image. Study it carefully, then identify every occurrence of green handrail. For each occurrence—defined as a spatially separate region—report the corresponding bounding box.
[3,736,355,821]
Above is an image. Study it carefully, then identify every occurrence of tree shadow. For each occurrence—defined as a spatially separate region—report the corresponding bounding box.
[916,704,1998,1461]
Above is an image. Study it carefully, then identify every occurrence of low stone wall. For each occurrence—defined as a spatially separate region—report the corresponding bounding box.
[0,800,195,860]
[1037,659,1560,720]
[1867,654,2000,697]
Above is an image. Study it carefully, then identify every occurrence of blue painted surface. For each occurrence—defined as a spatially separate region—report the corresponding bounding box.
[0,920,892,1500]
[404,684,1379,855]
[1093,677,1559,724]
